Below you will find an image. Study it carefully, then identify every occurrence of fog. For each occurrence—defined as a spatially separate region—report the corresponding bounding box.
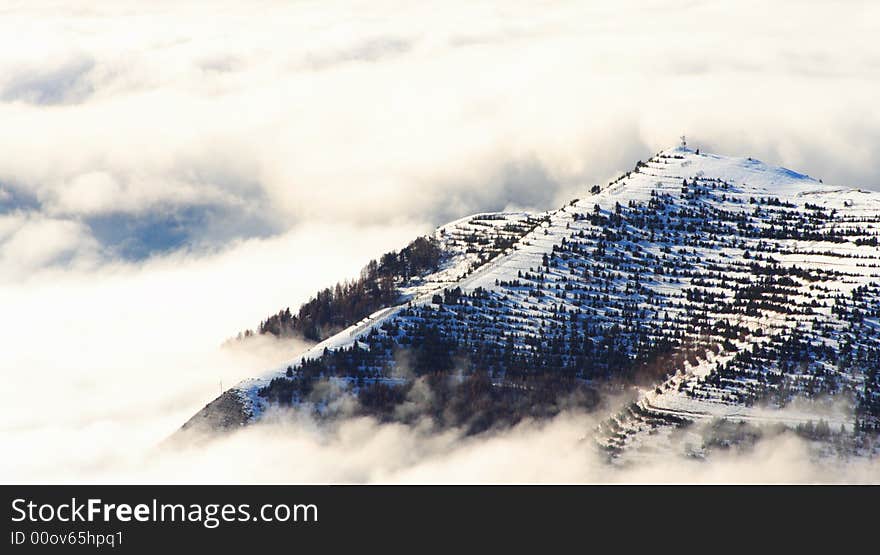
[2,1,879,268]
[0,222,422,482]
[2,1,879,483]
[10,405,880,484]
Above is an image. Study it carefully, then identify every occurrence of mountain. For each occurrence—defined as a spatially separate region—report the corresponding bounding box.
[180,145,880,458]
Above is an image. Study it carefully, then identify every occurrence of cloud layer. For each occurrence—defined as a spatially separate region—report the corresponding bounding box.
[2,1,879,483]
[0,222,422,482]
[1,0,879,273]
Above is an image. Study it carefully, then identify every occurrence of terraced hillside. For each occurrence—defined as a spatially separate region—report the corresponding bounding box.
[182,146,880,455]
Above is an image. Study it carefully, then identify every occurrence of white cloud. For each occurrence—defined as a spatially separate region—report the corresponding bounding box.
[0,213,99,277]
[53,171,121,214]
[1,0,879,483]
[0,0,876,245]
[0,221,424,482]
[9,405,879,484]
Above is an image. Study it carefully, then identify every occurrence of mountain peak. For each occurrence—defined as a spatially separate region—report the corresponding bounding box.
[181,146,880,459]
[582,145,863,217]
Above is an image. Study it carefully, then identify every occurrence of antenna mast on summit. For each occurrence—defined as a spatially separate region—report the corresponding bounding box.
[680,135,687,148]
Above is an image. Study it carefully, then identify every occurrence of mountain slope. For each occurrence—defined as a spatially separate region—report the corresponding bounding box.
[181,145,880,455]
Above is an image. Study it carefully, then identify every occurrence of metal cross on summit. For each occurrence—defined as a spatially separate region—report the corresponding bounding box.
[680,135,687,148]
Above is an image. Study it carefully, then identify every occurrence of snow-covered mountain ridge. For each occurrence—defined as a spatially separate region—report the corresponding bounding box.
[181,145,880,457]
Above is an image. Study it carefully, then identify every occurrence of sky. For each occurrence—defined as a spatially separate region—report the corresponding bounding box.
[2,0,879,483]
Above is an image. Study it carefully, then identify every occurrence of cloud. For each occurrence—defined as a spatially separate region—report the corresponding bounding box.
[0,213,100,277]
[9,404,879,484]
[303,36,415,70]
[53,171,121,213]
[1,55,95,105]
[1,0,880,483]
[0,219,430,481]
[0,0,877,269]
[85,204,280,260]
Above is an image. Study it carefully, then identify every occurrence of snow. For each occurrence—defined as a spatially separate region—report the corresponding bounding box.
[221,145,880,439]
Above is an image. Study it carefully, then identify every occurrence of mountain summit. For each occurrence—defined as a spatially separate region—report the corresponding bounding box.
[181,146,880,457]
